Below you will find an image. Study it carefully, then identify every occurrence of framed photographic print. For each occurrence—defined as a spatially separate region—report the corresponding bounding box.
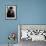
[5,5,16,20]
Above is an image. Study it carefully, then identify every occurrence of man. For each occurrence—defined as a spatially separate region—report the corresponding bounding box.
[7,7,15,17]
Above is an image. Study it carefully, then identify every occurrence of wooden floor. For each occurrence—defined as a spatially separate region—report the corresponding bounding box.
[19,39,46,46]
[0,40,46,46]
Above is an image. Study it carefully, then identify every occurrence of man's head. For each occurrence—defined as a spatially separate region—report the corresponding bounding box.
[9,7,13,10]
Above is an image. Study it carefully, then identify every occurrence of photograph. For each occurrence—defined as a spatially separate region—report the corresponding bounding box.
[5,5,16,20]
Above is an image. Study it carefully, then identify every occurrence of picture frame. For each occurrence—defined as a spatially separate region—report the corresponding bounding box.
[5,5,16,20]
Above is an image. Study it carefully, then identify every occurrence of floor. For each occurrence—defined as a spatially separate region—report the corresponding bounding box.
[0,44,18,46]
[19,39,46,46]
[0,40,46,46]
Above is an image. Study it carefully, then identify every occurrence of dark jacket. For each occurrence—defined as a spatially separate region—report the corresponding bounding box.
[7,9,15,17]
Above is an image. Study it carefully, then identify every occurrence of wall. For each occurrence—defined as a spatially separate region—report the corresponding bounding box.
[0,0,46,44]
[19,0,46,24]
